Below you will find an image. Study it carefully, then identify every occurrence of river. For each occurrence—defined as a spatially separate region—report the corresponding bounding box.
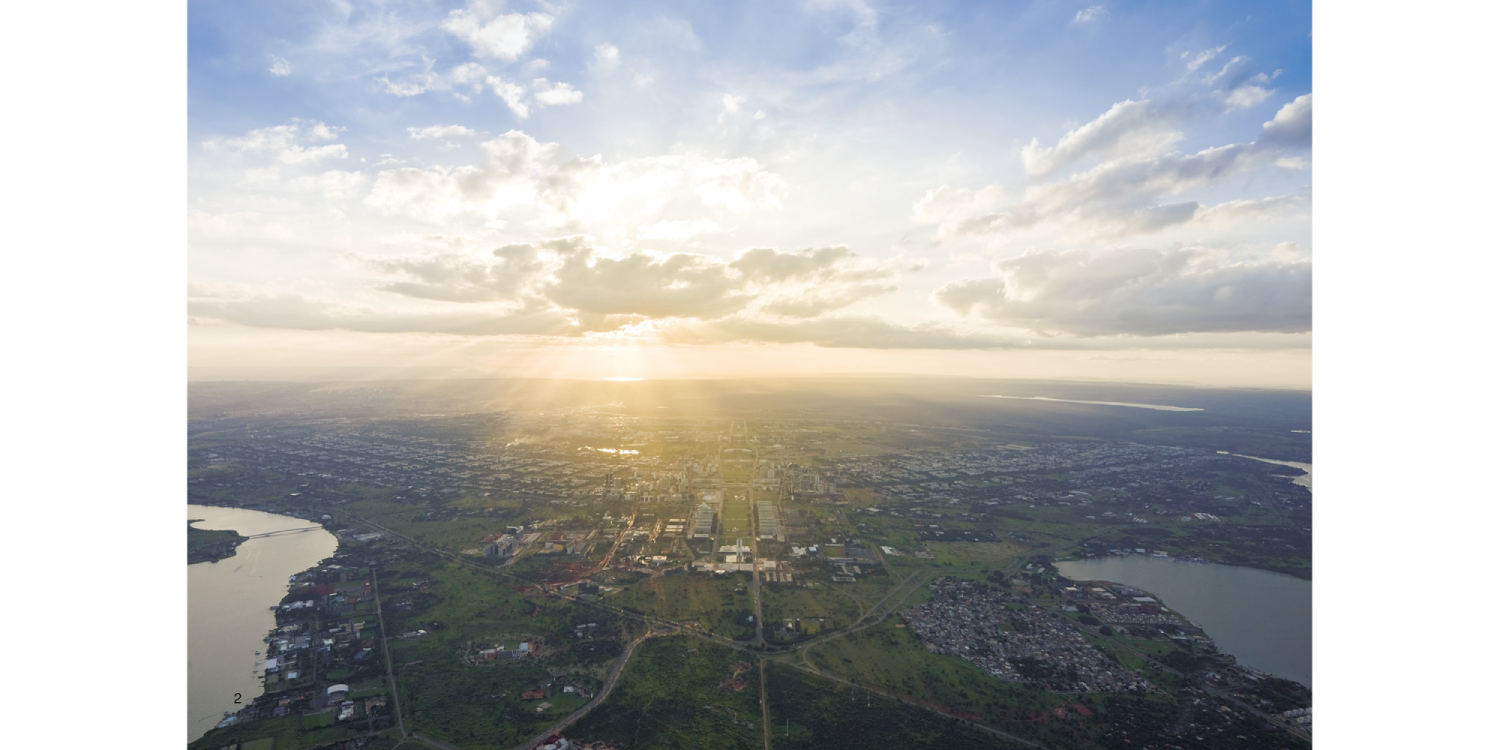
[188,505,339,743]
[1226,453,1312,490]
[1055,556,1311,688]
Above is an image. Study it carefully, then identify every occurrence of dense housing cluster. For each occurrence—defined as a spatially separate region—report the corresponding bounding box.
[905,578,1154,694]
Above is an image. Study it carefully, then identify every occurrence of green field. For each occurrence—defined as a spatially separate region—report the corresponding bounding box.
[612,572,756,640]
[718,492,753,541]
[569,636,763,750]
[761,586,861,642]
[767,663,1031,750]
[801,617,1077,736]
[187,522,248,563]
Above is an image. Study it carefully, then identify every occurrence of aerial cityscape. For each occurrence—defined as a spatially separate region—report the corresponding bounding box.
[184,2,1315,749]
[188,378,1312,749]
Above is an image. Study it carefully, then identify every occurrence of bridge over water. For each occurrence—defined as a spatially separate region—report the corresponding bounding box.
[241,526,323,539]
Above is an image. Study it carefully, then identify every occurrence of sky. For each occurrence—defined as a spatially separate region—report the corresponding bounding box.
[187,0,1313,387]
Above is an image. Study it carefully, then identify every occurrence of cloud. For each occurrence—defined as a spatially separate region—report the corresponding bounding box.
[1258,94,1312,149]
[365,129,559,221]
[912,185,1007,243]
[1193,195,1305,225]
[935,247,1311,336]
[660,316,1019,349]
[914,94,1313,241]
[1223,85,1274,110]
[189,293,577,336]
[378,77,430,96]
[486,76,531,117]
[362,238,906,325]
[1200,56,1284,112]
[532,79,583,106]
[637,219,721,241]
[203,119,348,165]
[407,124,478,140]
[1020,99,1183,178]
[1181,46,1226,73]
[759,284,894,318]
[1073,5,1108,24]
[545,245,751,319]
[268,55,292,77]
[441,2,554,60]
[693,157,786,212]
[363,130,788,228]
[593,43,620,71]
[720,93,746,124]
[729,246,859,283]
[290,169,370,200]
[365,242,548,302]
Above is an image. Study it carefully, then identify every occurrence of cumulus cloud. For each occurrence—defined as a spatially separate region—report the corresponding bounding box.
[694,157,786,212]
[759,284,894,318]
[364,128,789,228]
[935,247,1311,336]
[361,238,906,325]
[593,43,620,71]
[203,119,348,165]
[1258,94,1312,149]
[441,2,554,60]
[1223,85,1274,110]
[376,61,496,100]
[365,241,548,302]
[486,76,531,117]
[729,246,859,283]
[532,79,583,106]
[1202,56,1283,111]
[915,93,1313,241]
[365,130,558,221]
[407,124,478,140]
[268,55,292,77]
[1193,195,1305,225]
[546,246,751,319]
[1020,99,1184,178]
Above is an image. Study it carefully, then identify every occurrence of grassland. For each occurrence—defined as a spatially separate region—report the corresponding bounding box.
[372,555,630,748]
[718,492,754,543]
[611,572,757,640]
[722,459,754,483]
[568,636,763,750]
[800,617,1079,737]
[766,663,1032,750]
[187,522,248,564]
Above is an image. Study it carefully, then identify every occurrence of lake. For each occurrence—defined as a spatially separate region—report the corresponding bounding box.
[1055,556,1311,687]
[187,505,338,743]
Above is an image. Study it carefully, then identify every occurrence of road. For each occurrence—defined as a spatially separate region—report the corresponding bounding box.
[514,629,655,750]
[370,569,408,739]
[758,658,772,750]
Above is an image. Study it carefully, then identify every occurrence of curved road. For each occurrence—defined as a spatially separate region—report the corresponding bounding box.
[514,630,655,750]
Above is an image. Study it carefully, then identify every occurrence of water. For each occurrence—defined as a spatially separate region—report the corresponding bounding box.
[1226,453,1312,490]
[1055,556,1311,687]
[188,505,338,743]
[979,395,1203,412]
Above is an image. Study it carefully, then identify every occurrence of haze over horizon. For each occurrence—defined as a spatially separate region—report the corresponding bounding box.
[189,1,1312,389]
